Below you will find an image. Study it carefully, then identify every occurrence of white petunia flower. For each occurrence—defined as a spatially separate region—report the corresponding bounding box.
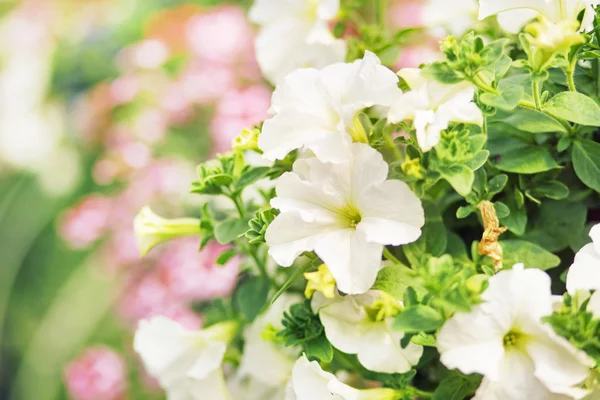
[479,0,600,33]
[249,0,347,85]
[238,293,301,387]
[134,316,237,400]
[387,68,483,152]
[265,142,424,294]
[567,223,600,318]
[438,265,594,400]
[312,290,423,374]
[286,354,398,400]
[258,51,401,163]
[423,0,480,37]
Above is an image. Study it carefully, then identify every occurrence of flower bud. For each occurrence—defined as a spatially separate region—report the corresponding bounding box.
[232,128,261,152]
[133,206,201,257]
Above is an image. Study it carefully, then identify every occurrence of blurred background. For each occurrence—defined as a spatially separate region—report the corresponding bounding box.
[0,0,465,399]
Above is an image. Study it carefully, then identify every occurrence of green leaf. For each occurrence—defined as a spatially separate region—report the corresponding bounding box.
[214,218,251,244]
[422,62,464,84]
[456,205,476,219]
[465,150,489,170]
[215,249,238,266]
[304,335,333,363]
[487,174,508,197]
[500,240,561,270]
[372,264,426,299]
[234,276,269,322]
[439,164,475,196]
[480,86,523,111]
[499,196,527,236]
[394,305,444,333]
[492,146,559,174]
[494,201,510,219]
[432,374,481,400]
[529,180,569,200]
[410,332,437,347]
[525,200,587,252]
[496,109,567,133]
[544,92,600,126]
[573,140,600,192]
[235,166,270,191]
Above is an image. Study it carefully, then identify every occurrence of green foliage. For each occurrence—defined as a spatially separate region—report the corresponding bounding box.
[432,372,482,400]
[573,139,600,192]
[244,208,280,244]
[214,217,252,244]
[394,305,444,333]
[233,275,270,323]
[500,240,561,270]
[543,92,600,126]
[544,294,600,365]
[278,300,333,362]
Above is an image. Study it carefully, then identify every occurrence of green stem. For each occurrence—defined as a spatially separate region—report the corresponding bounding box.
[375,0,388,27]
[410,387,433,399]
[231,194,274,287]
[566,58,577,92]
[532,79,542,110]
[383,247,402,265]
[385,132,403,161]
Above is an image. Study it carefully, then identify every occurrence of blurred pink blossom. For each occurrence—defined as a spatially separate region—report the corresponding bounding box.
[133,109,168,143]
[185,6,254,65]
[389,0,424,29]
[109,76,139,106]
[181,63,237,105]
[395,43,442,69]
[132,39,170,70]
[210,85,271,153]
[64,346,127,400]
[157,238,241,301]
[58,195,113,249]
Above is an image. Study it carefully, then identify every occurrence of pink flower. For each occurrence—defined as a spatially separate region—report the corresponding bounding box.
[180,63,237,105]
[157,238,241,301]
[395,43,442,69]
[109,76,139,106]
[185,6,253,65]
[64,346,127,400]
[210,85,271,153]
[389,0,424,29]
[58,195,113,249]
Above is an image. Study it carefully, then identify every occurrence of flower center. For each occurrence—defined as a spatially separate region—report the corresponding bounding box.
[336,203,362,228]
[503,330,528,350]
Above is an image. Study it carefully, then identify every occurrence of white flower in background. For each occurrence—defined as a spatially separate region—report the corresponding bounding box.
[259,51,401,163]
[423,0,480,37]
[249,0,347,85]
[238,293,301,388]
[567,224,600,317]
[438,265,594,400]
[479,0,600,33]
[285,354,398,400]
[387,68,483,152]
[134,316,237,400]
[266,143,424,294]
[312,290,423,374]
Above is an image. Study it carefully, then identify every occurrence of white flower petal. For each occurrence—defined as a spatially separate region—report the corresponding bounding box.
[357,180,424,246]
[473,351,553,400]
[478,0,554,21]
[167,369,232,400]
[566,243,600,293]
[320,51,401,110]
[591,223,600,254]
[357,322,423,374]
[289,355,355,399]
[133,317,225,387]
[397,68,429,90]
[496,9,540,33]
[266,212,339,267]
[435,87,483,126]
[317,295,366,354]
[349,142,389,190]
[438,305,506,380]
[414,109,446,152]
[527,324,593,398]
[314,229,384,294]
[271,172,344,222]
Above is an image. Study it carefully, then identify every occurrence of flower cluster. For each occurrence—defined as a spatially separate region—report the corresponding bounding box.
[52,0,600,399]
